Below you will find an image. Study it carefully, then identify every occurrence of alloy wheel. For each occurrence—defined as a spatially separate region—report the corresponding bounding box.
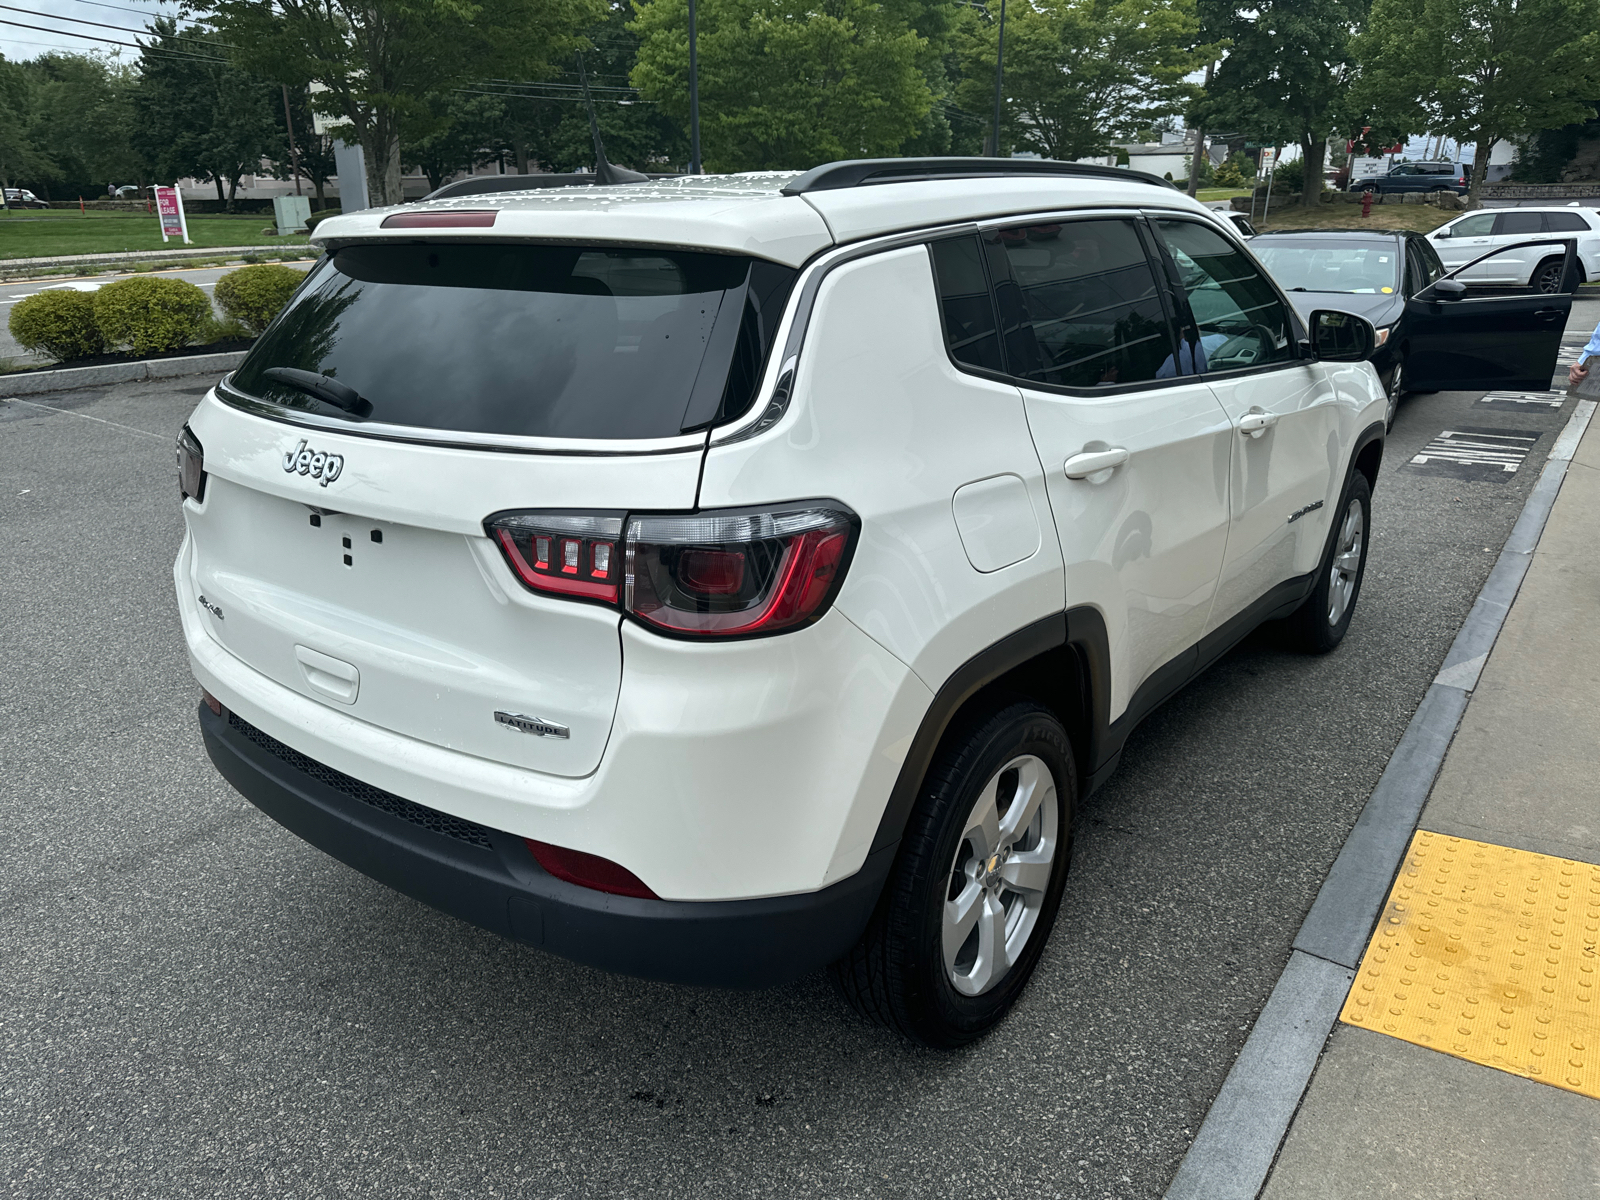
[942,755,1059,997]
[1535,262,1565,294]
[1327,497,1365,627]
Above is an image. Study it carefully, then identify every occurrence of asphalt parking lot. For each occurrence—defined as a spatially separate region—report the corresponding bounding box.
[0,369,1582,1198]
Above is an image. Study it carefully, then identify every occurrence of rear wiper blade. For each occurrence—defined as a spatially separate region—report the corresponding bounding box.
[263,367,372,418]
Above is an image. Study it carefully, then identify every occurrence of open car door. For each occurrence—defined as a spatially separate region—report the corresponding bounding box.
[1404,238,1575,391]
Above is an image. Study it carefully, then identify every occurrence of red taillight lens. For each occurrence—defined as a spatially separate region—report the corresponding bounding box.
[176,425,205,502]
[486,512,623,604]
[525,839,657,899]
[625,506,855,636]
[485,503,856,637]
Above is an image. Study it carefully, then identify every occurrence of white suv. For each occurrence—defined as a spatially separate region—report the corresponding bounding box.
[174,159,1386,1047]
[1428,204,1600,291]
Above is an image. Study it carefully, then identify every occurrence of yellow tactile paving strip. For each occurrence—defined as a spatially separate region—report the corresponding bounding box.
[1341,830,1600,1099]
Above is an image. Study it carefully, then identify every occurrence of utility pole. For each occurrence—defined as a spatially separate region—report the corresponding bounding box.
[688,0,702,174]
[989,0,1008,158]
[281,84,303,196]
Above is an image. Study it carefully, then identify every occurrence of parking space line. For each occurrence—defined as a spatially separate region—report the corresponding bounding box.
[0,397,168,441]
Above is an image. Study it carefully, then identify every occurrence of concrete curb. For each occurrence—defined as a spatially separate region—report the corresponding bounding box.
[1,351,246,396]
[1,245,295,271]
[1162,397,1598,1200]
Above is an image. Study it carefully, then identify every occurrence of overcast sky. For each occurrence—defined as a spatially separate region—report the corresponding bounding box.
[1,0,195,64]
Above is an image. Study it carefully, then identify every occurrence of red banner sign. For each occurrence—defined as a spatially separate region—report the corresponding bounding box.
[154,186,189,244]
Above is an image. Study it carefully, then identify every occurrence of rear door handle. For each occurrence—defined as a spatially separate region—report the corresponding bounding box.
[1535,308,1564,321]
[1239,409,1279,438]
[1064,447,1130,480]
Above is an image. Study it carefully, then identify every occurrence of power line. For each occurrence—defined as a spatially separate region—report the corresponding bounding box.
[0,3,234,49]
[0,16,229,61]
[65,0,207,20]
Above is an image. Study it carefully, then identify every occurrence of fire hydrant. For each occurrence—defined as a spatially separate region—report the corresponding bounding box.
[1361,189,1374,219]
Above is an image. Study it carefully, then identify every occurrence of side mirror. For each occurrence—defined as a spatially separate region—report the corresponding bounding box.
[1309,310,1376,362]
[1428,278,1468,300]
[1433,228,1450,239]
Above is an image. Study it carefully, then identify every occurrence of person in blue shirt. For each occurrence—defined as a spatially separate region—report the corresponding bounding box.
[1568,322,1600,387]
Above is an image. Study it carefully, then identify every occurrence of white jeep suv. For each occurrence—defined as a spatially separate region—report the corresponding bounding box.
[174,159,1385,1047]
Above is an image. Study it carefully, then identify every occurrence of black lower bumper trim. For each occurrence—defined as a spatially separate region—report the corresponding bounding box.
[199,703,893,989]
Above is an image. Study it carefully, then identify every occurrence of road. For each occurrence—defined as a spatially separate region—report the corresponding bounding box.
[0,356,1588,1197]
[0,263,312,366]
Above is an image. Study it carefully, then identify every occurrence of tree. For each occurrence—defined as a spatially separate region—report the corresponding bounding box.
[403,92,505,190]
[16,53,146,197]
[951,0,1215,162]
[0,54,52,201]
[1199,0,1366,208]
[1356,0,1600,205]
[134,22,279,207]
[629,0,935,171]
[194,0,606,207]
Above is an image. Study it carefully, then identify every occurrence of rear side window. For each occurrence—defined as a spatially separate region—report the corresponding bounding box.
[986,219,1175,388]
[928,235,1003,372]
[1494,212,1544,236]
[1543,211,1591,232]
[1155,219,1295,372]
[228,244,794,440]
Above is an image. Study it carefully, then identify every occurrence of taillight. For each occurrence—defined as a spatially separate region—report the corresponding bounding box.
[176,425,205,502]
[626,506,854,636]
[487,512,623,604]
[484,503,857,637]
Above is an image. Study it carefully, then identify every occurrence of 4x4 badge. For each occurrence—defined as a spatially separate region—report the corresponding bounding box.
[495,711,571,739]
[282,439,344,487]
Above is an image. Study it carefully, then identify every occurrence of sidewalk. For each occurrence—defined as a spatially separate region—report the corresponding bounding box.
[1259,408,1600,1196]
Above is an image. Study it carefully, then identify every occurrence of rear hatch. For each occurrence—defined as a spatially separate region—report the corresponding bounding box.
[183,240,795,777]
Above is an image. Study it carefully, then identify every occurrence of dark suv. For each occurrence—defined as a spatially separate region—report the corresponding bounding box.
[1355,162,1468,195]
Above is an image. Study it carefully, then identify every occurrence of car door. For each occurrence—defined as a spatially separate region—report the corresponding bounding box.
[1540,209,1596,287]
[1431,211,1497,277]
[1149,216,1344,638]
[976,215,1234,722]
[1405,243,1573,390]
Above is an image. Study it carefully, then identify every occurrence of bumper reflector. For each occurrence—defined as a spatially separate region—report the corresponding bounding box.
[525,839,658,899]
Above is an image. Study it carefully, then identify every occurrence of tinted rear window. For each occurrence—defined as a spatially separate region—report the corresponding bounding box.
[228,243,794,440]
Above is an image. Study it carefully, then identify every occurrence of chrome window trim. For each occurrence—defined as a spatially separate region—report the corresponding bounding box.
[214,375,710,457]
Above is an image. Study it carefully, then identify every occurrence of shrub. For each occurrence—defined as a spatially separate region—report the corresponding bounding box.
[1271,158,1306,193]
[1212,156,1250,188]
[8,289,105,362]
[93,276,212,355]
[214,263,305,334]
[304,209,341,232]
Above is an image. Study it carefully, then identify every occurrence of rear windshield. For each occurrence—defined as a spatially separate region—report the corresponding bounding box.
[228,243,795,440]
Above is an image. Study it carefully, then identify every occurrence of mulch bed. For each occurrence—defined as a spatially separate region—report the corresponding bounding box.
[6,338,255,376]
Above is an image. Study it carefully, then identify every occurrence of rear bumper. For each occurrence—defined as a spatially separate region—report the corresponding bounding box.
[200,702,893,988]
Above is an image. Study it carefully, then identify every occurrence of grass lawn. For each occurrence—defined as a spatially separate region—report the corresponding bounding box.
[0,209,310,260]
[1253,200,1456,234]
[1196,187,1253,202]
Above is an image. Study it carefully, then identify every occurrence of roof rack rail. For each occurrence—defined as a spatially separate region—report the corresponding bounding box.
[422,171,676,202]
[779,157,1177,196]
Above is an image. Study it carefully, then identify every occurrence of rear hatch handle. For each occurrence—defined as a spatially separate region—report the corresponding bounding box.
[295,645,360,704]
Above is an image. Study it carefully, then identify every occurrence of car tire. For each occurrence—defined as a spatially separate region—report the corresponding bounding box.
[1532,256,1568,294]
[1284,471,1372,654]
[830,701,1075,1049]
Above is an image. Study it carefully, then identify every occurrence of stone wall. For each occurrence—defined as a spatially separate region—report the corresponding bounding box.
[1480,182,1600,200]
